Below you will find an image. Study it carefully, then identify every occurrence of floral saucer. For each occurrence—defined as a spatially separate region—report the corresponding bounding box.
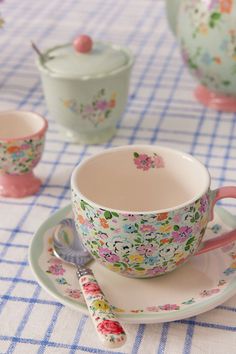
[29,205,236,324]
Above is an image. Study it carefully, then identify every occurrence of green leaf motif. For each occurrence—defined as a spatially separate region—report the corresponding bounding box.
[133,152,139,158]
[134,267,145,271]
[186,237,195,246]
[222,80,230,86]
[114,262,128,269]
[80,200,86,210]
[111,212,119,217]
[188,59,198,70]
[104,211,112,219]
[211,12,221,20]
[173,225,179,231]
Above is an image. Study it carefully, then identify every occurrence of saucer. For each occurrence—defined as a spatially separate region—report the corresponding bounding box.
[29,205,236,324]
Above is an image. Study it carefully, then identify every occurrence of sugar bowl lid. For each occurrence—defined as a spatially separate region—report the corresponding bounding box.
[38,35,133,80]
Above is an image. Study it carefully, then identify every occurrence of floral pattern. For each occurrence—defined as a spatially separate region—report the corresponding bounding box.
[40,219,234,316]
[61,89,116,127]
[72,191,211,278]
[179,0,236,95]
[80,274,126,344]
[97,320,125,335]
[133,152,164,171]
[0,137,45,175]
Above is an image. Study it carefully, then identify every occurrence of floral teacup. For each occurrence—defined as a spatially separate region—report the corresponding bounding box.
[0,110,48,198]
[71,145,236,278]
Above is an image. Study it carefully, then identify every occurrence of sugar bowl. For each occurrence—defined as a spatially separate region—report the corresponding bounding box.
[36,35,134,144]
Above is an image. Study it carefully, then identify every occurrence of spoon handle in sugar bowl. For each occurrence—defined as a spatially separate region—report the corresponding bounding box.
[76,267,127,348]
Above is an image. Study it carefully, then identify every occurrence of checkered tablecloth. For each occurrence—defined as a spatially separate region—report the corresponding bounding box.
[0,0,236,353]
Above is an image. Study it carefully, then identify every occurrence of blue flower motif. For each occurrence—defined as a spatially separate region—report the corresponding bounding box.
[201,52,212,65]
[79,224,89,235]
[211,224,221,234]
[144,256,159,266]
[56,277,67,285]
[223,267,236,276]
[123,224,136,234]
[12,151,25,159]
[219,39,228,51]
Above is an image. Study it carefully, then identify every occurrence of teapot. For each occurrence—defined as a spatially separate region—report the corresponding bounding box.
[166,0,236,112]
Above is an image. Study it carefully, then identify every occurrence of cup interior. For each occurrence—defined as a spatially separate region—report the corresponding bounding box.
[0,111,46,140]
[72,145,210,213]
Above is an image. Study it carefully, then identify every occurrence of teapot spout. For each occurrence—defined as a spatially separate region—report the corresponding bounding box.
[165,0,181,36]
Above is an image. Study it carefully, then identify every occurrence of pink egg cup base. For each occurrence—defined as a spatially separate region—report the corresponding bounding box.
[195,85,236,112]
[0,172,41,198]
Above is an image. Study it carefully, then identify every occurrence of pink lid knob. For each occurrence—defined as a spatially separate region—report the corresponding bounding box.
[73,35,93,53]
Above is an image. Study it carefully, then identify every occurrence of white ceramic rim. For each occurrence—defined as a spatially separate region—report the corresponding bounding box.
[71,145,211,215]
[0,110,48,142]
[36,42,135,80]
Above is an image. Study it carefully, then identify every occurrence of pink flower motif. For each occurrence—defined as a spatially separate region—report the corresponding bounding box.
[159,304,180,311]
[137,244,157,256]
[123,214,138,221]
[172,226,192,243]
[48,263,65,276]
[82,281,100,295]
[99,247,120,263]
[153,154,164,168]
[134,154,153,171]
[84,219,93,229]
[97,231,109,240]
[140,224,156,233]
[146,306,159,312]
[96,100,108,111]
[173,214,181,223]
[65,288,81,299]
[147,266,166,276]
[20,144,30,150]
[199,195,209,213]
[97,320,125,335]
[208,0,219,10]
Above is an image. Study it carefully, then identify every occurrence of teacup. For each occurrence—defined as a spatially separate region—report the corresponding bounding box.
[36,35,134,144]
[71,145,236,278]
[0,110,48,198]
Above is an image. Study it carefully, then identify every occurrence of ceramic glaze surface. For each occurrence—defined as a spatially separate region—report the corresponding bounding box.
[178,0,236,96]
[29,204,236,324]
[42,42,129,78]
[0,111,47,197]
[37,39,134,144]
[0,136,45,175]
[72,192,210,278]
[72,146,209,212]
[71,145,236,278]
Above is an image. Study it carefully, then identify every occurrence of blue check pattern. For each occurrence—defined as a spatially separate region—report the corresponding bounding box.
[0,0,236,353]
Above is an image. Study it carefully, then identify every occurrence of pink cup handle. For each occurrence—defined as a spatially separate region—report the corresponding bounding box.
[196,186,236,255]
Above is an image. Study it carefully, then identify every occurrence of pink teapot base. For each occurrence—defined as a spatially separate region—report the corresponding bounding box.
[195,85,236,113]
[0,172,41,198]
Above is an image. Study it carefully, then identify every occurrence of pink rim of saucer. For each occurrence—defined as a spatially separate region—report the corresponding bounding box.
[0,110,48,142]
[195,85,236,112]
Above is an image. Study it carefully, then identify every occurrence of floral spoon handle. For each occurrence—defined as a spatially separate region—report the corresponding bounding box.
[77,267,126,348]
